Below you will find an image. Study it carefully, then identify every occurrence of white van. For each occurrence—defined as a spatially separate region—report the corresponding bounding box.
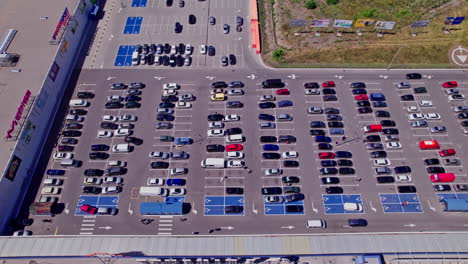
[66,114,84,122]
[306,220,326,229]
[131,51,140,66]
[69,99,89,107]
[226,134,243,143]
[139,187,168,197]
[60,159,80,167]
[343,203,363,212]
[97,207,118,215]
[112,144,130,153]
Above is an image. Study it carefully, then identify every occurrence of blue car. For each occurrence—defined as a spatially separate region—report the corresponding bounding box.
[259,114,275,121]
[320,160,337,167]
[174,137,193,145]
[167,179,186,186]
[315,136,332,143]
[46,169,65,176]
[352,89,367,95]
[329,128,345,135]
[373,101,387,108]
[259,102,276,109]
[263,144,279,151]
[91,144,109,151]
[278,100,292,107]
[335,151,352,158]
[125,95,141,101]
[370,93,386,101]
[310,121,326,128]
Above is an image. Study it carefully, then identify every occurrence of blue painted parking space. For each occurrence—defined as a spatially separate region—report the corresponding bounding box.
[75,195,119,215]
[322,194,364,214]
[264,198,305,215]
[438,193,468,201]
[123,17,143,34]
[114,45,135,66]
[165,197,185,203]
[380,193,423,213]
[131,0,147,7]
[204,196,244,216]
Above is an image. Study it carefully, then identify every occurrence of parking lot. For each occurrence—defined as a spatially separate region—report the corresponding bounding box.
[26,67,468,236]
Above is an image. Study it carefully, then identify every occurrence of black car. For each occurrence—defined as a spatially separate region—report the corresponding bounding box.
[151,161,169,169]
[394,166,411,174]
[357,101,370,107]
[156,114,175,121]
[58,145,74,152]
[427,167,446,173]
[225,205,243,214]
[358,107,373,114]
[321,176,340,184]
[406,73,422,79]
[176,55,184,67]
[414,87,427,93]
[101,122,118,129]
[310,121,326,128]
[70,109,87,115]
[262,153,281,159]
[366,135,381,142]
[352,89,367,95]
[322,89,336,95]
[324,108,340,114]
[65,123,83,130]
[162,55,170,66]
[105,102,123,109]
[226,187,243,195]
[309,129,326,136]
[259,114,275,121]
[424,158,440,165]
[259,102,276,109]
[377,176,395,183]
[84,169,104,176]
[282,176,300,184]
[326,186,343,194]
[125,95,141,102]
[211,81,227,88]
[82,186,102,194]
[166,0,173,6]
[62,130,81,137]
[229,54,236,65]
[462,121,468,127]
[283,160,299,167]
[318,143,333,150]
[208,46,215,56]
[370,151,387,158]
[278,135,296,143]
[285,205,303,213]
[207,114,224,121]
[159,102,175,108]
[397,185,417,193]
[320,168,338,175]
[89,152,109,160]
[260,136,277,143]
[61,138,78,145]
[335,151,352,158]
[350,82,366,88]
[91,144,109,151]
[283,186,301,193]
[337,159,353,166]
[304,82,320,88]
[226,101,243,108]
[174,22,182,33]
[382,128,399,135]
[339,168,355,175]
[161,95,178,102]
[188,14,196,24]
[125,136,143,145]
[459,112,468,119]
[328,121,344,128]
[284,193,305,203]
[380,120,396,127]
[326,114,342,121]
[225,128,242,135]
[163,43,171,54]
[323,95,338,101]
[348,219,368,227]
[401,94,415,101]
[206,144,224,152]
[373,101,387,108]
[77,92,94,99]
[321,160,337,167]
[261,187,282,195]
[434,185,451,192]
[375,111,390,118]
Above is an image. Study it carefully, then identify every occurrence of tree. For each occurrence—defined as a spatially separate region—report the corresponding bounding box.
[326,0,339,5]
[305,0,317,9]
[272,48,285,62]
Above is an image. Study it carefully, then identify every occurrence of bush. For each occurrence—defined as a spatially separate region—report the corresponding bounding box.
[272,48,286,62]
[359,8,377,18]
[326,0,339,5]
[305,0,317,9]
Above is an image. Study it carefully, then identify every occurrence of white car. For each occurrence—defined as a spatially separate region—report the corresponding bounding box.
[396,175,412,182]
[163,83,179,90]
[425,113,441,120]
[185,44,192,55]
[260,95,275,102]
[147,178,165,186]
[13,230,32,237]
[163,89,178,96]
[407,106,419,113]
[265,168,283,176]
[419,100,433,107]
[101,186,122,194]
[176,102,192,108]
[107,95,123,102]
[114,128,132,137]
[282,151,298,159]
[305,88,320,95]
[430,126,447,133]
[169,188,186,196]
[120,114,137,122]
[265,195,284,203]
[397,82,411,88]
[42,187,60,195]
[103,115,118,122]
[179,94,195,101]
[149,152,171,159]
[207,129,224,137]
[84,177,103,185]
[227,160,245,168]
[157,108,174,114]
[170,168,187,175]
[97,130,113,138]
[53,152,73,160]
[104,177,123,184]
[170,45,177,55]
[227,89,244,96]
[199,44,207,54]
[386,142,402,149]
[374,159,391,166]
[448,94,465,101]
[226,151,244,159]
[144,187,168,196]
[209,121,224,128]
[408,113,425,120]
[224,114,240,122]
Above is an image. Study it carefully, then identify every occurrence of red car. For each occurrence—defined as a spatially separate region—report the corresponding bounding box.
[363,124,382,133]
[319,152,335,159]
[355,94,368,101]
[442,81,458,88]
[322,81,335,88]
[275,89,290,95]
[419,140,440,150]
[226,144,243,152]
[80,204,97,214]
[439,149,456,157]
[430,173,455,182]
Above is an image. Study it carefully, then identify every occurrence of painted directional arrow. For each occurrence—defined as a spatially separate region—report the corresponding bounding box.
[205,76,215,80]
[106,77,116,80]
[281,226,295,229]
[128,203,133,215]
[404,224,416,227]
[98,226,112,230]
[64,202,70,214]
[246,74,256,79]
[287,74,297,79]
[205,198,211,204]
[154,76,165,80]
[220,226,234,230]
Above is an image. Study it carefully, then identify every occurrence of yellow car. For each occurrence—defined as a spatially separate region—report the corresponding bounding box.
[211,93,225,101]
